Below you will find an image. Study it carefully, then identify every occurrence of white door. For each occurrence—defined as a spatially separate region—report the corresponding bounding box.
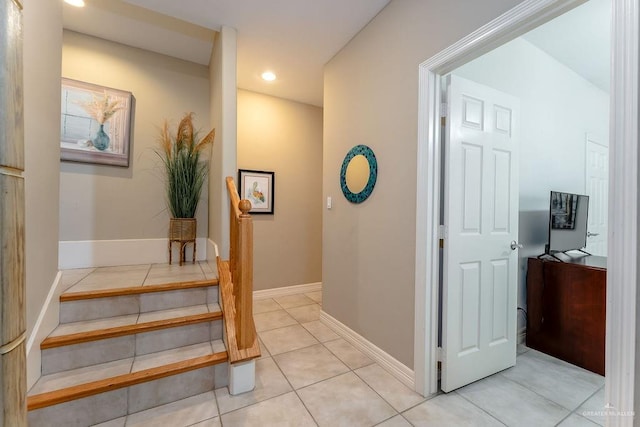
[585,134,608,256]
[441,75,520,392]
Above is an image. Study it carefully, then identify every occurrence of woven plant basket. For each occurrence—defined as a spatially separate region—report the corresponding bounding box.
[169,218,197,241]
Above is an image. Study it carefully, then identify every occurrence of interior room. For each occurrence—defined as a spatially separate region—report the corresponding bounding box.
[2,0,637,426]
[432,0,609,422]
[452,0,609,353]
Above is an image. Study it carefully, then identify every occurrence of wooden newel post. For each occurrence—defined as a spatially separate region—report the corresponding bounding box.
[0,0,27,425]
[236,199,255,349]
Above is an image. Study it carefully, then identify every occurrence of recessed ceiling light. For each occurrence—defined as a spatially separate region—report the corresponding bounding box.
[64,0,85,7]
[261,71,276,82]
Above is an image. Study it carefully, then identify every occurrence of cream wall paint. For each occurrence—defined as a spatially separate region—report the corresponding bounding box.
[237,90,323,291]
[60,30,210,242]
[23,0,63,387]
[323,0,524,369]
[208,26,237,259]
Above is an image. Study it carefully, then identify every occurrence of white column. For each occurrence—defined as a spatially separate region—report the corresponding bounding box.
[228,359,256,395]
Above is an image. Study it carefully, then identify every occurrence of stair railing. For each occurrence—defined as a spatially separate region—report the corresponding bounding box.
[217,177,260,362]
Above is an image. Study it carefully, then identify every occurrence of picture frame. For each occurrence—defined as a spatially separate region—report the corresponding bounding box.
[60,78,134,167]
[238,169,275,214]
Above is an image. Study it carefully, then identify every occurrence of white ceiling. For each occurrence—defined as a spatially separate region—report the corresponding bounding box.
[63,0,391,107]
[523,0,611,93]
[63,0,610,107]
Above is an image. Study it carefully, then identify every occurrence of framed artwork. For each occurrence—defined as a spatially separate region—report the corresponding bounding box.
[238,169,275,214]
[60,78,133,167]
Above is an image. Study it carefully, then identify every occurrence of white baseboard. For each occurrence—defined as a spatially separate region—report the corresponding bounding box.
[320,311,415,390]
[518,327,526,345]
[253,282,322,300]
[26,271,63,390]
[207,239,219,261]
[59,238,208,269]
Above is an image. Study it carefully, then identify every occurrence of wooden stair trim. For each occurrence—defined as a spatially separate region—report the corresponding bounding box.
[27,352,228,411]
[217,258,261,363]
[40,312,222,350]
[60,279,219,302]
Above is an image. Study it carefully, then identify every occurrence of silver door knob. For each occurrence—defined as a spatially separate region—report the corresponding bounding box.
[510,241,523,250]
[587,232,600,237]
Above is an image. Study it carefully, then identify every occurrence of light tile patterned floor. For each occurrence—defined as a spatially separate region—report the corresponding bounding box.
[60,266,607,426]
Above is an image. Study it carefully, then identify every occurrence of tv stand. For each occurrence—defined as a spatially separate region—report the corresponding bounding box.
[526,256,606,375]
[538,245,593,262]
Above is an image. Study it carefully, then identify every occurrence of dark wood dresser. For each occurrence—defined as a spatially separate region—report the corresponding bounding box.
[526,255,606,375]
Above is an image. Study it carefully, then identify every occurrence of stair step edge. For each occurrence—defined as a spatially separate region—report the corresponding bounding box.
[61,279,219,302]
[41,311,223,350]
[27,351,229,411]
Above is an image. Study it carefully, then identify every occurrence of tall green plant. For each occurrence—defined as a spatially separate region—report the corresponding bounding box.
[157,113,215,218]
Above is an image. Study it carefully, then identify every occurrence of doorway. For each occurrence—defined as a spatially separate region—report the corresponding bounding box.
[440,0,610,392]
[414,0,639,420]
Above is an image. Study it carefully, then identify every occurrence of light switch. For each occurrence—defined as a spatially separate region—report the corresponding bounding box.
[327,196,332,209]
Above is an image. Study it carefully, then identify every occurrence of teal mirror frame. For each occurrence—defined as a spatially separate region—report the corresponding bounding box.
[340,145,378,203]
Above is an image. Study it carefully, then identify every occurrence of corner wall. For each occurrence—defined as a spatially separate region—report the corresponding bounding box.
[208,26,237,259]
[237,89,323,290]
[23,0,63,389]
[59,30,210,266]
[323,0,523,369]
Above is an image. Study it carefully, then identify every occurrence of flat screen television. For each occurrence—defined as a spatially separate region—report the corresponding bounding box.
[546,191,589,254]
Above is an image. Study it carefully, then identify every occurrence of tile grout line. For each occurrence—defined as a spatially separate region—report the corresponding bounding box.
[553,385,605,427]
[142,263,152,286]
[454,389,509,426]
[270,354,321,426]
[496,365,603,415]
[271,305,410,425]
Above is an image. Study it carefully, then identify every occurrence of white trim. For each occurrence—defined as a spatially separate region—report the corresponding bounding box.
[415,0,624,399]
[606,0,638,424]
[253,282,322,300]
[518,327,526,345]
[229,359,256,395]
[320,310,415,390]
[26,270,62,390]
[58,238,208,269]
[207,238,220,260]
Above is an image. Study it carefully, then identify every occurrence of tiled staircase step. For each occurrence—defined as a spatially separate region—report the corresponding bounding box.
[61,279,219,301]
[59,280,219,323]
[41,304,223,375]
[42,305,222,349]
[31,341,226,397]
[28,348,228,423]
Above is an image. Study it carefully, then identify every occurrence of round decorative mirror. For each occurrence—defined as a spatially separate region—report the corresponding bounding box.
[340,145,377,203]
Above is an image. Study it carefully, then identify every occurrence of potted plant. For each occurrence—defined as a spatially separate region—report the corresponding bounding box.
[157,112,215,264]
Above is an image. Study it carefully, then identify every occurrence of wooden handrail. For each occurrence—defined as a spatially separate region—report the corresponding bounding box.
[226,177,241,218]
[218,177,260,363]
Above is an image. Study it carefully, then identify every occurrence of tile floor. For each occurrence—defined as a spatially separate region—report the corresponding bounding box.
[63,262,217,294]
[57,265,608,426]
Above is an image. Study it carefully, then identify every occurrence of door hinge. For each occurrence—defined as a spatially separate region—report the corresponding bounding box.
[440,103,448,118]
[438,225,446,239]
[437,346,444,362]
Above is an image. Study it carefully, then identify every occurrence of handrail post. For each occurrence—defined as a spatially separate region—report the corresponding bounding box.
[229,202,237,286]
[235,199,255,349]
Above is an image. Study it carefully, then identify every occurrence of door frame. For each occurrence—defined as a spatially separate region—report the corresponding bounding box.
[414,0,639,419]
[584,132,608,256]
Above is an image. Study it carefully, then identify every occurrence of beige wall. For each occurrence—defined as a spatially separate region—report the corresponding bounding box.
[208,26,237,259]
[23,0,62,384]
[60,30,210,241]
[323,0,524,369]
[237,90,322,290]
